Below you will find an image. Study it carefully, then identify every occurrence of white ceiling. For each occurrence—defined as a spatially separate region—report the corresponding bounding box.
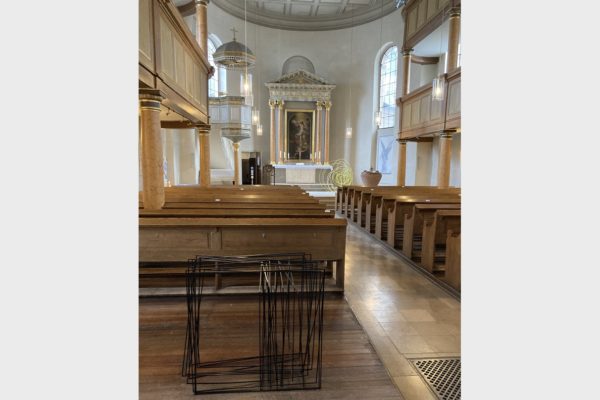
[208,0,400,31]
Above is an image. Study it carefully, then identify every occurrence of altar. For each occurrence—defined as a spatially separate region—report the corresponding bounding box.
[266,56,336,165]
[273,164,332,185]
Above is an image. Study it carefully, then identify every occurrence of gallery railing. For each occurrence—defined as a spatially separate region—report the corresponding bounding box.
[397,67,461,139]
[139,0,211,124]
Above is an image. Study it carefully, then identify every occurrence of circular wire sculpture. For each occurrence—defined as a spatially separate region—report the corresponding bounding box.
[318,159,353,192]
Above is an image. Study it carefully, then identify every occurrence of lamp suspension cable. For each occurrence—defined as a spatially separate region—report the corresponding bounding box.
[240,0,253,104]
[254,18,262,135]
[432,8,445,101]
[346,7,353,138]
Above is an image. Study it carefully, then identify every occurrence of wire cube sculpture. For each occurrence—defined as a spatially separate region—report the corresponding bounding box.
[182,253,325,395]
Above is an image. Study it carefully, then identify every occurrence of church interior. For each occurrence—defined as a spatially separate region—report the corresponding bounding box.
[4,1,600,399]
[138,1,462,399]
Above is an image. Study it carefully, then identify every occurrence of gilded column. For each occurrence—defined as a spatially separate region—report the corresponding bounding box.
[196,124,211,187]
[278,100,285,163]
[323,100,331,164]
[437,132,453,188]
[232,142,240,185]
[315,101,322,163]
[401,48,413,96]
[447,8,461,72]
[139,89,165,210]
[269,99,276,164]
[194,0,209,57]
[397,139,407,186]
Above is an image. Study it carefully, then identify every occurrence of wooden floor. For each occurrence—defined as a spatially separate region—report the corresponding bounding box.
[140,294,403,399]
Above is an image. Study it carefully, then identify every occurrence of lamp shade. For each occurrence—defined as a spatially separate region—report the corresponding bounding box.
[432,76,445,101]
[213,38,256,71]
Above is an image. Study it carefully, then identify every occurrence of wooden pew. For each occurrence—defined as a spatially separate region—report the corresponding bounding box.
[444,230,461,291]
[386,197,460,250]
[139,217,347,289]
[419,209,461,273]
[364,188,460,235]
[402,204,460,260]
[139,208,333,218]
[145,202,327,210]
[164,185,305,192]
[143,186,313,202]
[347,186,460,223]
[335,187,344,213]
[162,195,317,204]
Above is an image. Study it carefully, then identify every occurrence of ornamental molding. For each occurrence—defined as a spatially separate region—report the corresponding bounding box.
[266,70,336,102]
[210,0,399,32]
[271,69,330,85]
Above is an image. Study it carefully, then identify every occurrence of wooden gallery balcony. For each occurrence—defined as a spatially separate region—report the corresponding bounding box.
[139,0,211,126]
[397,67,461,139]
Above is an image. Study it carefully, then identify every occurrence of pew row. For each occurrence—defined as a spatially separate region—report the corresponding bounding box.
[417,209,461,273]
[141,202,327,210]
[345,186,460,223]
[386,198,460,249]
[337,186,462,295]
[445,230,461,291]
[139,208,333,218]
[139,217,347,290]
[335,185,452,216]
[400,203,460,258]
[367,191,459,236]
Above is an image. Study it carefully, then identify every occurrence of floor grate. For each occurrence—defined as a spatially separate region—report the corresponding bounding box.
[411,357,461,400]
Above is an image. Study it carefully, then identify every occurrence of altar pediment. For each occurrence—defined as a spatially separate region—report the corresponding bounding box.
[266,69,336,102]
[271,69,330,85]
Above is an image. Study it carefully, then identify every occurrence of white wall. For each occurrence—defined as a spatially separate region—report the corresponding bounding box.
[415,141,433,185]
[175,5,461,188]
[162,129,199,185]
[405,141,417,186]
[449,132,461,187]
[202,4,405,184]
[403,134,462,188]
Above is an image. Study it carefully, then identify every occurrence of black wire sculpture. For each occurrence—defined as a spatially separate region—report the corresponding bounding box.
[182,253,325,395]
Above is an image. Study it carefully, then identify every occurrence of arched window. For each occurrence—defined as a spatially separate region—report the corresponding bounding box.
[378,46,398,129]
[207,37,219,97]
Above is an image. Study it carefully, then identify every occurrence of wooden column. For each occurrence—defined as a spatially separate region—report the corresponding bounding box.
[323,100,331,164]
[195,0,211,186]
[401,48,413,96]
[447,8,461,72]
[437,132,453,188]
[196,124,211,186]
[232,142,240,185]
[269,99,276,164]
[397,139,407,186]
[315,101,322,163]
[278,100,285,163]
[139,89,165,210]
[194,0,209,57]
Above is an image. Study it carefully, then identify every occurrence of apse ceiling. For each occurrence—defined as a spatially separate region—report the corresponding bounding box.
[196,0,400,31]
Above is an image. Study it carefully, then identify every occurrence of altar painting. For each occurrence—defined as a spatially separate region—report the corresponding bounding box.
[285,110,314,161]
